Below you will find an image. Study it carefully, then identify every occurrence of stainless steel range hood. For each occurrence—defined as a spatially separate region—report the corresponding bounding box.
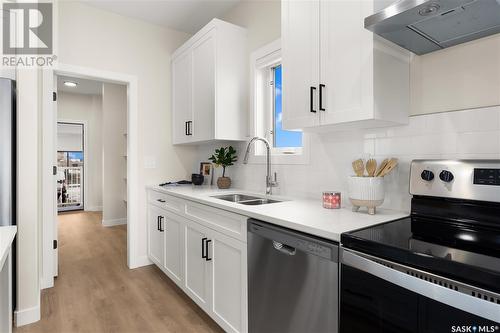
[365,0,500,55]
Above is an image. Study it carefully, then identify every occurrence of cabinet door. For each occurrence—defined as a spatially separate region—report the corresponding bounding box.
[281,0,320,130]
[210,232,247,333]
[192,30,216,142]
[172,50,193,144]
[164,211,184,287]
[319,0,366,125]
[147,205,165,268]
[184,220,212,312]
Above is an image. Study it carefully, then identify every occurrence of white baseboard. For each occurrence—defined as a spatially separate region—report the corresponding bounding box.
[15,304,40,327]
[102,218,127,227]
[129,255,152,269]
[86,206,103,212]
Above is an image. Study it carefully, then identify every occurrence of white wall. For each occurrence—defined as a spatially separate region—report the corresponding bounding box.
[102,83,127,225]
[220,0,281,53]
[58,92,103,211]
[56,1,197,264]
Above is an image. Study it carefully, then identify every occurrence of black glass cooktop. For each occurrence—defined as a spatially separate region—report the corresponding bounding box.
[341,216,500,294]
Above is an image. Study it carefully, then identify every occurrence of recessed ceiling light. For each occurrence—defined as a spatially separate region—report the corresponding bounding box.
[64,81,78,87]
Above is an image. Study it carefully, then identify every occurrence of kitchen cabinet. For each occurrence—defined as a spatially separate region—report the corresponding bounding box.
[282,0,410,131]
[171,19,247,144]
[184,220,212,312]
[147,189,248,333]
[210,230,247,333]
[163,211,184,286]
[183,219,247,333]
[147,204,165,268]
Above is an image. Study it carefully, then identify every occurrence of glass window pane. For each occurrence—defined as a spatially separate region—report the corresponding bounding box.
[68,151,84,167]
[274,65,302,148]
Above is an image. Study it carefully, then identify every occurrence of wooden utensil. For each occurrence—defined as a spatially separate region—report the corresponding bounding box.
[375,158,389,177]
[366,159,377,177]
[352,159,365,177]
[378,158,398,177]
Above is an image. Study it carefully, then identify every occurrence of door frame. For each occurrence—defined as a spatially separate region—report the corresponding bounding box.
[56,120,88,212]
[41,63,140,289]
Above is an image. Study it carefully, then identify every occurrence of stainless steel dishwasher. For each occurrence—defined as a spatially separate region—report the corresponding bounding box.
[248,219,339,333]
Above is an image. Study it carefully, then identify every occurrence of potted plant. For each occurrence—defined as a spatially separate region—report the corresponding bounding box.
[208,146,237,189]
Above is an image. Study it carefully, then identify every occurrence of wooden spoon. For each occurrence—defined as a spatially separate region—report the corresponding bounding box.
[375,158,389,177]
[352,159,365,177]
[379,158,398,177]
[366,159,377,177]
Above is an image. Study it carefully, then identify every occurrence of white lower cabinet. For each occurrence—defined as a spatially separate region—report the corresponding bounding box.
[148,205,165,267]
[163,211,184,286]
[184,220,212,312]
[210,230,247,333]
[147,194,248,333]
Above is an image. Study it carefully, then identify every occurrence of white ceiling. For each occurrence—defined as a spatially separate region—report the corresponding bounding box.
[57,76,103,95]
[83,0,241,34]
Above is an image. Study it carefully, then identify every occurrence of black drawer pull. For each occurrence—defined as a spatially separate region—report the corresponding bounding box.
[310,86,317,113]
[319,84,325,111]
[201,237,207,259]
[205,239,212,261]
[157,199,166,203]
[159,216,164,232]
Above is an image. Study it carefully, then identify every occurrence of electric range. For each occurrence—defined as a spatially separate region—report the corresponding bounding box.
[340,160,500,332]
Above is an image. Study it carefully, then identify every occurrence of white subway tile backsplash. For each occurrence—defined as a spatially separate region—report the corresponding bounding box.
[457,131,500,154]
[195,106,500,212]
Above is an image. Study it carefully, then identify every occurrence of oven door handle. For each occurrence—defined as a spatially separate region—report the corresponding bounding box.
[341,249,500,323]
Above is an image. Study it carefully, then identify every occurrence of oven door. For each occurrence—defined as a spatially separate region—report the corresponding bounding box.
[340,249,500,333]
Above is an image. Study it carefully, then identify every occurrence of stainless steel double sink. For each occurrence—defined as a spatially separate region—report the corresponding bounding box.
[211,193,283,206]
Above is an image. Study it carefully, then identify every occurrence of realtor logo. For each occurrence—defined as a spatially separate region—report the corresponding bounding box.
[3,3,53,55]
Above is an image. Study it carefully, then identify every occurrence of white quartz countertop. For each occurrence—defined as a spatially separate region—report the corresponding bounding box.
[0,226,16,268]
[148,185,409,243]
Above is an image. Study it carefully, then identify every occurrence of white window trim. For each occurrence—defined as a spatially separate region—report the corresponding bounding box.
[248,39,310,165]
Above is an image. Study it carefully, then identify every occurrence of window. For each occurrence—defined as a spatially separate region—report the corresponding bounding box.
[271,65,302,149]
[249,39,309,165]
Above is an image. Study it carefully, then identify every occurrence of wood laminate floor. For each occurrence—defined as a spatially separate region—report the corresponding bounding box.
[15,211,223,333]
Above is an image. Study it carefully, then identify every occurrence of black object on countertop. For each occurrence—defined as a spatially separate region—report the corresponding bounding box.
[191,174,204,186]
[159,180,192,186]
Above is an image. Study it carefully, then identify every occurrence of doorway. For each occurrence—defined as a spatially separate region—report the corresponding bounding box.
[57,122,85,212]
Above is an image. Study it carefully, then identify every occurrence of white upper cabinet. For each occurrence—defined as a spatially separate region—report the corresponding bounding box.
[281,0,321,129]
[282,0,410,131]
[172,19,247,145]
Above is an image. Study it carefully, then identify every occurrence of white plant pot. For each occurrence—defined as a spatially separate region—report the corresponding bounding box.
[348,176,385,215]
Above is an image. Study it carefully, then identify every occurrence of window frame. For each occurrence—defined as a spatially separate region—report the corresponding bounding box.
[248,39,310,165]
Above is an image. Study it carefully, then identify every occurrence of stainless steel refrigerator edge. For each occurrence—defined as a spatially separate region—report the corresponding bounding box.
[248,219,339,333]
[0,78,15,227]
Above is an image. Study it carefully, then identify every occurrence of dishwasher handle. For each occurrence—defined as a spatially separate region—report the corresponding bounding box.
[248,219,338,262]
[273,241,296,256]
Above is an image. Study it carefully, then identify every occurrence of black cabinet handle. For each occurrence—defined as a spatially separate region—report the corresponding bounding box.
[159,216,164,232]
[157,199,166,203]
[201,237,207,259]
[319,84,325,111]
[187,121,193,136]
[157,216,160,231]
[310,86,317,113]
[185,121,188,136]
[205,239,212,261]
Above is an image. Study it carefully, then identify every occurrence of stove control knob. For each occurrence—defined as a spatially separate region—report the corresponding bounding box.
[439,170,454,183]
[421,170,434,181]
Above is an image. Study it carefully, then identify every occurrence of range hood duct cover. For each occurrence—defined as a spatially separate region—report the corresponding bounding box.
[365,0,500,55]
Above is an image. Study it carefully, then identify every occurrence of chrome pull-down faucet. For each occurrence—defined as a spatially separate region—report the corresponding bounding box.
[243,137,278,195]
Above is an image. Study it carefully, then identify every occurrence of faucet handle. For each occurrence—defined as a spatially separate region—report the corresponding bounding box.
[271,172,279,187]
